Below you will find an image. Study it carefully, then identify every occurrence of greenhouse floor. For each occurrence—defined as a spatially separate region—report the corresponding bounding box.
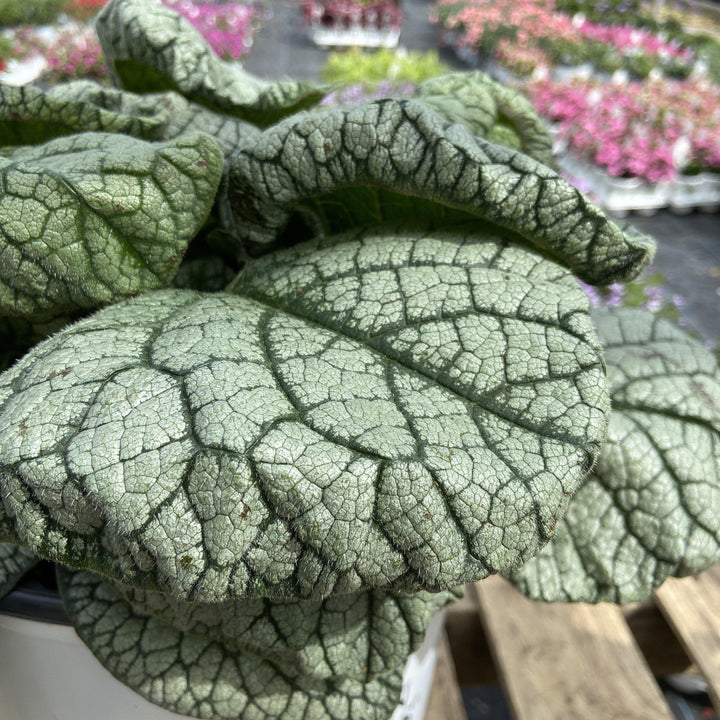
[244,0,720,350]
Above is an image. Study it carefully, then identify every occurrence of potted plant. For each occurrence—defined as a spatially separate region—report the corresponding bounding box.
[301,0,403,48]
[1,1,719,719]
[527,74,720,214]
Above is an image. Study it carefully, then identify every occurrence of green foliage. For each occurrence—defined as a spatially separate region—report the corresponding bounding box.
[511,307,720,603]
[0,0,65,27]
[0,34,10,63]
[412,71,555,165]
[95,0,324,126]
[555,0,642,25]
[0,543,37,598]
[0,0,718,717]
[695,35,720,85]
[0,132,224,318]
[321,48,450,86]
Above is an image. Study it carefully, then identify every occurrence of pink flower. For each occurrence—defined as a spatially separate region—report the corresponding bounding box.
[526,73,720,181]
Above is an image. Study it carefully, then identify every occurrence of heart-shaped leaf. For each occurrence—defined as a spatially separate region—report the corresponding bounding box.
[75,575,455,681]
[0,131,223,318]
[0,227,607,601]
[510,308,720,603]
[58,567,405,720]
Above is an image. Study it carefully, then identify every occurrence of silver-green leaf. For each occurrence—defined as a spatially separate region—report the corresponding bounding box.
[96,0,325,128]
[0,81,259,157]
[85,579,455,681]
[225,99,654,285]
[0,131,224,318]
[0,543,37,599]
[58,567,405,720]
[412,71,554,165]
[0,227,608,601]
[510,307,720,603]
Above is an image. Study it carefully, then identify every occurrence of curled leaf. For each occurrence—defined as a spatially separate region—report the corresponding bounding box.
[0,81,259,157]
[225,99,654,285]
[0,228,607,601]
[0,131,223,318]
[96,0,325,128]
[510,308,720,603]
[58,567,405,720]
[412,71,554,165]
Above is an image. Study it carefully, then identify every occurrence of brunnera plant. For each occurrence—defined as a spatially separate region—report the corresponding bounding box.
[0,0,718,718]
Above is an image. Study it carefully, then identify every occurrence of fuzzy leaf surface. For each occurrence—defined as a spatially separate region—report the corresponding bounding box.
[96,0,324,128]
[0,131,223,318]
[0,228,607,601]
[0,542,37,598]
[412,71,554,165]
[97,580,455,681]
[58,567,404,720]
[0,82,259,157]
[510,308,720,603]
[226,99,654,285]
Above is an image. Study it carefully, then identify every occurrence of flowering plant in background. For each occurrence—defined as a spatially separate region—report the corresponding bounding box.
[301,0,402,30]
[578,268,684,325]
[63,0,108,20]
[529,75,720,181]
[493,36,550,76]
[43,24,108,82]
[556,0,641,24]
[322,47,450,85]
[321,79,415,106]
[4,0,261,84]
[432,0,694,78]
[164,0,261,59]
[8,21,109,83]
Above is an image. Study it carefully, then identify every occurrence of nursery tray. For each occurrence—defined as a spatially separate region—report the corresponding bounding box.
[308,24,400,48]
[437,565,720,720]
[556,153,720,217]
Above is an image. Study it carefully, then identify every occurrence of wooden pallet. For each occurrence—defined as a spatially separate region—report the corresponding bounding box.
[425,565,720,720]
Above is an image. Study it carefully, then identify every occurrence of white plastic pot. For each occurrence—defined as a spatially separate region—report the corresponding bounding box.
[0,598,444,720]
[668,173,720,214]
[308,23,401,48]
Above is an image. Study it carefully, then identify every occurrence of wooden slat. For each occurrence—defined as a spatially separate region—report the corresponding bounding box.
[473,576,675,720]
[424,631,469,720]
[655,566,720,712]
[622,600,694,677]
[444,588,693,685]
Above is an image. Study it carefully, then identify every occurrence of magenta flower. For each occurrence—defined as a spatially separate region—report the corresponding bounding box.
[527,74,720,181]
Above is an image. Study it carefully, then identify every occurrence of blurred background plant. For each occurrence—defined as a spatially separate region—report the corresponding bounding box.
[433,0,695,80]
[301,0,403,29]
[579,268,685,324]
[0,33,10,70]
[0,0,66,27]
[531,74,720,181]
[322,46,449,84]
[320,47,448,105]
[3,0,263,84]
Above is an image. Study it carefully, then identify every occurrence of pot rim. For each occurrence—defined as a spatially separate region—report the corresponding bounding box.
[0,582,69,625]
